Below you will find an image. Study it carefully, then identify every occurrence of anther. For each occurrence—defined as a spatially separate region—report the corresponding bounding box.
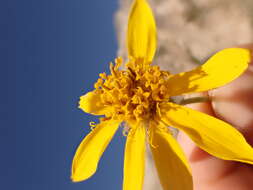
[89,121,97,130]
[110,62,117,76]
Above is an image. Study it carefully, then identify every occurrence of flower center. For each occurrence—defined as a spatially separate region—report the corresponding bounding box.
[94,57,171,122]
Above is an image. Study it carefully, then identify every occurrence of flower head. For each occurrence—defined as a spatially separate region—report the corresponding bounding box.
[85,57,171,122]
[71,0,253,189]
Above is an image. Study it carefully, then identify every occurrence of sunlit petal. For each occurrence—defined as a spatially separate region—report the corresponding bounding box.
[127,0,157,62]
[79,91,111,115]
[123,123,146,190]
[71,119,121,182]
[166,48,251,96]
[150,121,193,190]
[159,102,253,164]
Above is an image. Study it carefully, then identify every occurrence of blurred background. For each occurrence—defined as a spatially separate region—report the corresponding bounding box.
[4,0,125,189]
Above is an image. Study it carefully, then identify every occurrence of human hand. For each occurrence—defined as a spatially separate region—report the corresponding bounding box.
[178,45,253,190]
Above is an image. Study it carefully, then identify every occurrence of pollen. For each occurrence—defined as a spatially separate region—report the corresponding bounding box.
[94,57,171,123]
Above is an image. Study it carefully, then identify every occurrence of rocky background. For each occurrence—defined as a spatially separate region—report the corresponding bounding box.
[115,0,253,189]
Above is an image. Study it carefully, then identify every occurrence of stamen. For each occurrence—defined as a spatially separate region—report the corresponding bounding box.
[156,103,162,117]
[89,121,97,130]
[94,58,174,125]
[110,62,117,76]
[147,127,158,148]
[126,67,136,81]
[101,84,111,91]
[122,128,129,136]
[114,57,123,70]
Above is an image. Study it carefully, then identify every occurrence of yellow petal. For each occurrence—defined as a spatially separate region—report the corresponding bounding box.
[166,48,251,96]
[127,0,157,62]
[71,119,120,182]
[159,102,253,164]
[79,91,110,115]
[123,123,146,190]
[150,122,193,190]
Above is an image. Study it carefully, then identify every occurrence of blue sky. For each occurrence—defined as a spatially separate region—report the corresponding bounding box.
[3,0,126,189]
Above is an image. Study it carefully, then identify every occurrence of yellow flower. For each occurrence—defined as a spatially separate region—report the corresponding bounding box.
[71,0,253,189]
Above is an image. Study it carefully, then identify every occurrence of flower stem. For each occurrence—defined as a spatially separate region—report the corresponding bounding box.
[180,96,210,105]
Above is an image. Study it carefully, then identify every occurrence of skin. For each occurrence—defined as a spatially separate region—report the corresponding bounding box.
[178,44,253,190]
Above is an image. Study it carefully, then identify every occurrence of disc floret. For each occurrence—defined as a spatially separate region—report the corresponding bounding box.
[94,57,171,123]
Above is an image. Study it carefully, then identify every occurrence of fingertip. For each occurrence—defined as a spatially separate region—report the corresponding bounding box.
[178,131,210,163]
[208,63,253,133]
[178,93,215,162]
[207,44,253,146]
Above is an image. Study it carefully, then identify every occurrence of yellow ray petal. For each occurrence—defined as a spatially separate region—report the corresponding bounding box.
[123,123,146,190]
[71,119,121,182]
[79,91,111,116]
[150,122,193,190]
[127,0,157,62]
[159,102,253,164]
[166,48,251,96]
